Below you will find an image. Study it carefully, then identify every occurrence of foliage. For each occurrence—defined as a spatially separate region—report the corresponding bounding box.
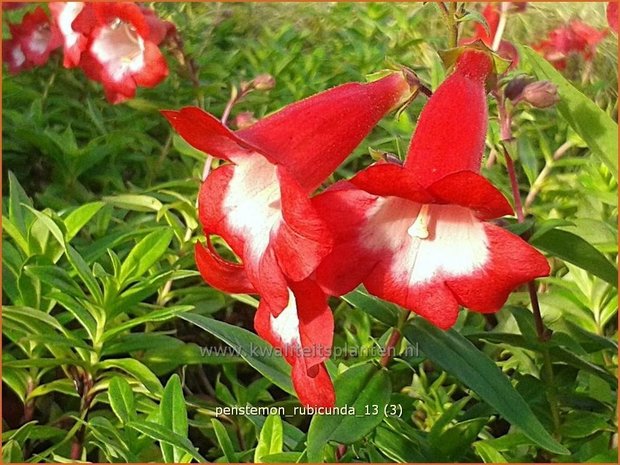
[2,2,618,463]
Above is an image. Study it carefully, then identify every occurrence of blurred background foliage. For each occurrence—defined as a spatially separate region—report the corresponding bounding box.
[2,2,618,463]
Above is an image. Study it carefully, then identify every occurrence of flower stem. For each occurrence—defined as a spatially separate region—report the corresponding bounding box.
[380,309,410,367]
[497,87,561,439]
[439,2,459,48]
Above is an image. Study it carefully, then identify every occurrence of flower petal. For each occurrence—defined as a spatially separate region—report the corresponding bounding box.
[349,162,434,203]
[314,182,382,296]
[254,281,335,407]
[161,108,255,163]
[273,167,333,282]
[404,51,492,185]
[238,72,413,193]
[194,240,256,295]
[426,170,514,219]
[445,223,550,312]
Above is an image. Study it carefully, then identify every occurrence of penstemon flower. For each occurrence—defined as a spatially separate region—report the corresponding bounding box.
[2,6,62,74]
[72,2,169,104]
[49,2,88,68]
[314,50,550,330]
[163,72,418,406]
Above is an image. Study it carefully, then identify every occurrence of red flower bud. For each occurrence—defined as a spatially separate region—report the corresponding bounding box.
[521,80,559,108]
[253,73,276,91]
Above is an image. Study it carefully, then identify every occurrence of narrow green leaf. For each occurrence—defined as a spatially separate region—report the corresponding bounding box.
[255,414,283,463]
[531,228,617,287]
[103,194,163,212]
[64,202,105,241]
[25,265,85,298]
[23,205,66,248]
[522,46,618,177]
[343,288,399,326]
[180,313,293,394]
[119,229,174,285]
[127,419,205,462]
[97,359,163,396]
[65,245,103,302]
[404,319,569,455]
[160,374,188,463]
[307,363,391,462]
[211,418,238,462]
[108,377,136,425]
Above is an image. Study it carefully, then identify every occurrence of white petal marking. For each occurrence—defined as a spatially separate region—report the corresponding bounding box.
[222,155,282,263]
[364,198,489,284]
[270,288,301,347]
[91,20,145,81]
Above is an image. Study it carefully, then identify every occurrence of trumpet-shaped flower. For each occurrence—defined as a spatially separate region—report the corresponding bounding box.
[3,7,61,74]
[73,2,168,104]
[49,2,88,68]
[314,50,550,330]
[164,72,416,406]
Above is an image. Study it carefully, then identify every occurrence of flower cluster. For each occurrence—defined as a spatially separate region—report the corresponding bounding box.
[165,49,550,407]
[3,2,174,103]
[533,19,609,70]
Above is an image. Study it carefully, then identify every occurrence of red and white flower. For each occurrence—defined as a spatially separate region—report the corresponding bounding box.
[314,50,550,330]
[72,2,168,104]
[163,72,416,406]
[49,2,88,68]
[3,7,61,74]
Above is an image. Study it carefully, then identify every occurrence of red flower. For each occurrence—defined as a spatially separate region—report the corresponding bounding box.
[72,2,168,104]
[139,6,176,45]
[463,3,519,67]
[608,2,618,33]
[2,7,61,74]
[49,2,89,68]
[314,51,550,330]
[163,72,416,406]
[2,3,28,11]
[534,20,608,70]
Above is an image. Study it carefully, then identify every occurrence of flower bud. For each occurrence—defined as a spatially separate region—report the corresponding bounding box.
[233,111,257,129]
[252,73,276,91]
[504,76,533,101]
[521,80,559,108]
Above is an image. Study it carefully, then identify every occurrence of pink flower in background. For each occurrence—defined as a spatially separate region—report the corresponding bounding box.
[72,2,169,104]
[534,20,608,69]
[314,51,550,330]
[49,2,89,68]
[607,2,618,33]
[2,7,62,74]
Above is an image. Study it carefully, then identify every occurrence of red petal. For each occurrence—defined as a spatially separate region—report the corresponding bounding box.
[445,224,550,312]
[313,182,383,296]
[194,241,256,295]
[349,162,435,204]
[254,280,335,407]
[238,72,412,193]
[273,168,333,282]
[133,41,168,88]
[292,361,335,408]
[161,108,255,163]
[404,51,491,185]
[426,170,514,219]
[608,2,618,33]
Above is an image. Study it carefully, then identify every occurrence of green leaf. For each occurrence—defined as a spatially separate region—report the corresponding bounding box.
[307,363,391,462]
[559,411,611,438]
[160,374,188,463]
[103,194,163,212]
[255,414,283,463]
[108,376,136,425]
[97,359,163,396]
[404,319,569,455]
[211,418,238,462]
[522,46,618,177]
[531,228,617,287]
[180,313,293,394]
[63,202,104,241]
[2,440,24,463]
[119,229,174,285]
[25,265,85,299]
[342,288,399,326]
[23,205,66,248]
[65,245,103,303]
[127,419,205,462]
